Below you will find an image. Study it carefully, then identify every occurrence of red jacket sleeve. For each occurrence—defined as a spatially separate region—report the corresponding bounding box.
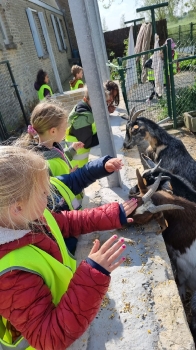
[52,202,122,239]
[0,261,110,350]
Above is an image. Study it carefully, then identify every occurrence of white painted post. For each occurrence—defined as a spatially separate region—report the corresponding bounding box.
[38,12,63,94]
[68,0,121,187]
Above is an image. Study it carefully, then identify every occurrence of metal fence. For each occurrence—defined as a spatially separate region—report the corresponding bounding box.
[168,22,196,44]
[115,39,196,128]
[0,61,28,140]
[117,44,171,123]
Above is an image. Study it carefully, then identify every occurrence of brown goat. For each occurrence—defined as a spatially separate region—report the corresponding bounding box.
[131,169,196,298]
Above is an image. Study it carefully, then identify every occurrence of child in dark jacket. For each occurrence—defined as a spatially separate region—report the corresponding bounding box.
[0,146,137,350]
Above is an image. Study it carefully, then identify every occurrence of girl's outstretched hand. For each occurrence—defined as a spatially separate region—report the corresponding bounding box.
[70,165,78,173]
[88,235,126,273]
[122,198,137,223]
[105,158,123,173]
[72,142,84,151]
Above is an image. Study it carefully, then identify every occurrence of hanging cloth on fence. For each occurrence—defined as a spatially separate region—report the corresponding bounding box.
[135,22,152,83]
[125,26,138,99]
[153,34,164,97]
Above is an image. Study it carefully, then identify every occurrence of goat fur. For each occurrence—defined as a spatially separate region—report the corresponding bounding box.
[123,116,196,189]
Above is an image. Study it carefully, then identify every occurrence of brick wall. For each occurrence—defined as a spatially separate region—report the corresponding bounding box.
[53,88,85,114]
[0,0,73,134]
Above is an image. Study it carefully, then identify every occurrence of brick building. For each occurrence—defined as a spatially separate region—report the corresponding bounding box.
[0,0,74,135]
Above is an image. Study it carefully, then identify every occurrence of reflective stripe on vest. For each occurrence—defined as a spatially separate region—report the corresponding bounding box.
[0,210,76,349]
[37,84,53,101]
[70,80,83,90]
[50,177,82,210]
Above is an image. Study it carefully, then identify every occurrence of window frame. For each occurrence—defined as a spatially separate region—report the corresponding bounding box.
[51,14,67,52]
[26,7,48,58]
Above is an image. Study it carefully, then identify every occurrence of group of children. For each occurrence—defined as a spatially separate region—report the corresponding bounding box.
[0,65,137,349]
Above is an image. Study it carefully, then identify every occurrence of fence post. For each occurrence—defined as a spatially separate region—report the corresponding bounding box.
[190,22,193,42]
[163,45,172,119]
[167,39,177,128]
[179,25,181,42]
[117,57,129,114]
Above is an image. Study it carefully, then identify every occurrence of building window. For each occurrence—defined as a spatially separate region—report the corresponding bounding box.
[26,7,48,58]
[51,14,66,52]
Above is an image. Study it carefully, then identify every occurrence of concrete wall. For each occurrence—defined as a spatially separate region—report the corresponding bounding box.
[0,0,72,133]
[53,88,85,114]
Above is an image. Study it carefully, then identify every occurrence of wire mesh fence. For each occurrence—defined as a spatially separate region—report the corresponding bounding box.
[173,54,196,118]
[0,62,25,139]
[118,46,170,123]
[116,38,196,126]
[168,23,196,45]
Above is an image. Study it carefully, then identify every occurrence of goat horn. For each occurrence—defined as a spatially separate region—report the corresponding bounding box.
[131,109,145,123]
[155,176,171,181]
[142,173,162,204]
[129,106,136,120]
[151,159,162,173]
[148,204,184,214]
[141,153,156,169]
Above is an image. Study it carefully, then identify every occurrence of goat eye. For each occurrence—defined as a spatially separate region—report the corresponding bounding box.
[133,125,139,130]
[143,178,147,186]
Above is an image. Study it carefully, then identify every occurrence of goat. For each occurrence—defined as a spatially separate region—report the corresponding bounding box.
[123,107,196,189]
[131,168,196,299]
[129,154,196,204]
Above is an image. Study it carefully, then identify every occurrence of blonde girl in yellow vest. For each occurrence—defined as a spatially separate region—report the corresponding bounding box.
[0,146,137,350]
[18,101,84,176]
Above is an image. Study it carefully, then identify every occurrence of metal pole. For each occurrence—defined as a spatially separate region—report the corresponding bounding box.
[167,39,177,128]
[179,25,181,42]
[68,0,121,187]
[162,45,172,119]
[93,0,110,80]
[124,18,145,45]
[85,0,110,82]
[117,57,129,114]
[6,61,28,126]
[136,2,168,37]
[190,22,193,42]
[38,12,63,94]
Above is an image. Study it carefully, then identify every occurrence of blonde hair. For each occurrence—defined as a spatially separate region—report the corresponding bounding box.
[0,146,49,228]
[17,100,68,147]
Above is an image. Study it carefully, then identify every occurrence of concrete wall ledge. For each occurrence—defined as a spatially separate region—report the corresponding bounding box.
[68,109,194,350]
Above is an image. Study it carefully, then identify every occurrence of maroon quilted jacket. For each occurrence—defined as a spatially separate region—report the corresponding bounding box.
[0,203,122,350]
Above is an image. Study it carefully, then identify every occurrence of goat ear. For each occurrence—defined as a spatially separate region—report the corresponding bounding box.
[136,168,148,195]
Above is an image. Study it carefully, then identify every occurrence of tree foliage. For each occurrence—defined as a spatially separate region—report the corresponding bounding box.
[120,14,126,28]
[137,0,180,21]
[98,0,123,9]
[102,17,108,32]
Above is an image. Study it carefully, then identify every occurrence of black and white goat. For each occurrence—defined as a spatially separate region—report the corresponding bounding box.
[123,107,196,189]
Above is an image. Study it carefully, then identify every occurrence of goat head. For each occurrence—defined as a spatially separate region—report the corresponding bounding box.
[123,107,145,149]
[130,169,184,233]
